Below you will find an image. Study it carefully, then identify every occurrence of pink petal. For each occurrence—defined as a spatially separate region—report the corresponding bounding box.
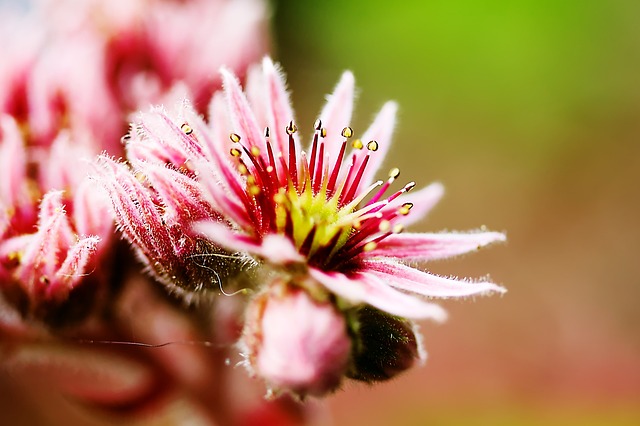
[370,230,506,261]
[262,57,297,158]
[355,101,398,189]
[316,71,355,161]
[221,68,265,151]
[363,259,507,298]
[308,268,448,321]
[384,182,444,227]
[51,235,100,298]
[194,221,303,264]
[0,115,28,208]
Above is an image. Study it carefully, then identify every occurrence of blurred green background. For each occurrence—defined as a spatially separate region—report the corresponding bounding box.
[272,0,640,425]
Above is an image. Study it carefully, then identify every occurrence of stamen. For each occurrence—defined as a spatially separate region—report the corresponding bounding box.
[230,133,241,143]
[327,141,347,193]
[367,140,379,151]
[264,127,270,138]
[341,127,353,138]
[286,121,297,135]
[181,123,193,135]
[250,146,261,157]
[230,148,242,157]
[363,241,377,252]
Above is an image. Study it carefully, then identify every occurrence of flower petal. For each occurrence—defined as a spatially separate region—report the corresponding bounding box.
[317,71,355,161]
[355,101,398,189]
[262,57,297,158]
[194,220,303,264]
[363,259,506,298]
[221,67,264,151]
[308,268,448,321]
[393,182,445,227]
[370,230,506,261]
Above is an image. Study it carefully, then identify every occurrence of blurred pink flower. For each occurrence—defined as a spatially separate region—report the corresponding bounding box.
[99,57,506,397]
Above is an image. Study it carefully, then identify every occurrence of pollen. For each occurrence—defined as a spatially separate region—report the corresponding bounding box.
[286,121,298,135]
[352,139,364,150]
[181,123,193,135]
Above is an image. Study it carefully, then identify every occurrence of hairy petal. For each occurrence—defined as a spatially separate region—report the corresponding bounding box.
[194,221,303,264]
[309,268,448,321]
[370,230,506,261]
[355,101,398,189]
[316,71,355,160]
[363,259,507,298]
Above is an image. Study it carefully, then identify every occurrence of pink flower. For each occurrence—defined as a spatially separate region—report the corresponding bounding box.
[242,280,351,397]
[100,57,506,396]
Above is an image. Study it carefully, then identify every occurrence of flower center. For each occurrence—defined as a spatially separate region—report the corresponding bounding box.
[222,121,415,269]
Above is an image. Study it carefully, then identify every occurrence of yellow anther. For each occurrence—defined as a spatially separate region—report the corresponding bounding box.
[379,220,391,232]
[181,123,193,135]
[266,165,274,173]
[341,126,353,138]
[367,140,379,151]
[247,175,256,185]
[320,128,327,138]
[273,193,287,204]
[250,146,261,157]
[230,148,242,157]
[238,164,248,175]
[388,167,400,179]
[249,185,261,196]
[393,224,404,234]
[352,139,364,150]
[230,133,241,143]
[286,121,297,135]
[363,241,377,252]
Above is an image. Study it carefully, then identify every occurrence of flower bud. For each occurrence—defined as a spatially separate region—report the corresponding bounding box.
[241,282,351,397]
[347,305,422,382]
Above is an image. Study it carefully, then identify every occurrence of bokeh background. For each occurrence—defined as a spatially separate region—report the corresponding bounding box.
[271,0,640,425]
[0,0,638,424]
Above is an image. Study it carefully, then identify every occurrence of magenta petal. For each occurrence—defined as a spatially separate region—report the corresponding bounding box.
[194,220,303,264]
[308,268,448,321]
[363,259,506,298]
[356,101,398,189]
[317,71,355,160]
[370,230,506,261]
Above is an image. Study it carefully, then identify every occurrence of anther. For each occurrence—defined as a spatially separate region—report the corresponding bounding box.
[314,119,322,131]
[181,123,193,135]
[286,121,297,135]
[379,220,391,232]
[264,127,270,138]
[398,202,413,215]
[320,128,327,138]
[404,181,416,191]
[250,146,260,157]
[342,127,353,138]
[363,241,377,252]
[249,185,261,196]
[230,133,241,143]
[393,224,404,234]
[230,148,242,157]
[388,167,400,179]
[367,140,379,151]
[352,139,364,150]
[238,164,248,175]
[120,134,132,144]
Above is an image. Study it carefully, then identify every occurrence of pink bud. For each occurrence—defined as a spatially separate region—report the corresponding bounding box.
[242,283,351,397]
